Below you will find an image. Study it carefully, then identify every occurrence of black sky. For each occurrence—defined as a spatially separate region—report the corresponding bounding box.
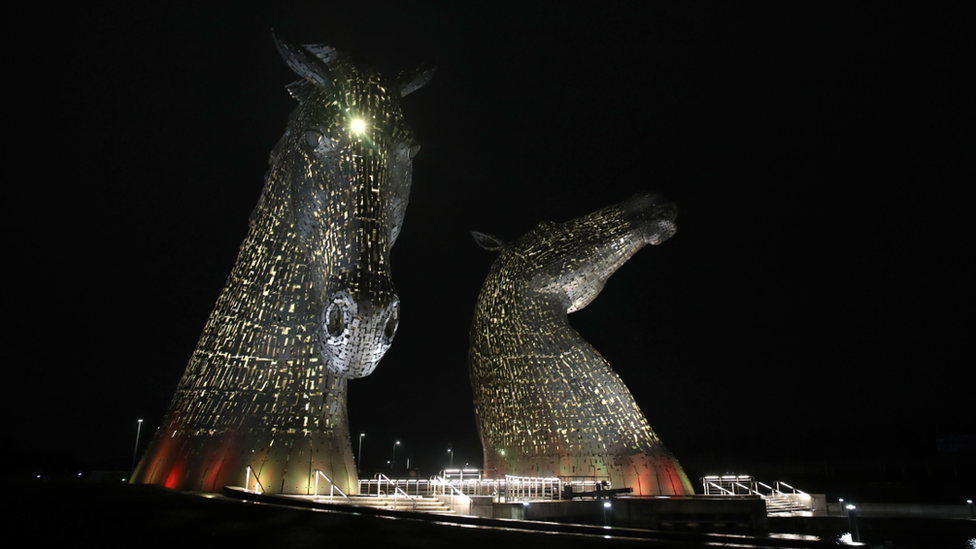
[15,2,971,492]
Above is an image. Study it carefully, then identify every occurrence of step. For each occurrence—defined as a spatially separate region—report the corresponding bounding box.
[320,495,457,514]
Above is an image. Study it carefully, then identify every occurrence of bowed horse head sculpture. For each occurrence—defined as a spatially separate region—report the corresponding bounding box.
[469,192,694,495]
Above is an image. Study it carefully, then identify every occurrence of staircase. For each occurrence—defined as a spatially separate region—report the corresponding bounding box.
[700,476,813,516]
[314,494,457,515]
[763,494,810,515]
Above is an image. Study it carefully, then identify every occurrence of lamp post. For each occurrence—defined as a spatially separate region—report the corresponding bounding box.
[392,441,399,468]
[846,504,860,542]
[358,433,365,473]
[131,419,143,472]
[448,448,454,469]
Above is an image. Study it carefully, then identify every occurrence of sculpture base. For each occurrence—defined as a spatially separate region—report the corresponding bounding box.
[131,430,357,495]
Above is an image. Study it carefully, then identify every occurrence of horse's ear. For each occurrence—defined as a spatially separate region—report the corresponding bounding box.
[398,62,436,97]
[472,231,506,252]
[273,30,339,88]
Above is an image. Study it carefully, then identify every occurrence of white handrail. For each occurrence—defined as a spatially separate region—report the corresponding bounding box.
[432,475,471,503]
[734,481,761,496]
[776,481,807,496]
[377,473,418,510]
[706,481,735,495]
[245,465,267,494]
[313,469,350,501]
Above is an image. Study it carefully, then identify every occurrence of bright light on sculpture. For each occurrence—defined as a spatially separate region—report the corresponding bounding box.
[350,118,366,134]
[469,193,694,495]
[130,35,433,495]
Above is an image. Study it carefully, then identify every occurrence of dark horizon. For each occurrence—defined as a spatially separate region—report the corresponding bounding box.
[13,3,971,499]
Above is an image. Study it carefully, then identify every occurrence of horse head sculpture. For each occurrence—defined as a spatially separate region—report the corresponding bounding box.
[265,35,434,378]
[131,36,432,494]
[469,193,694,495]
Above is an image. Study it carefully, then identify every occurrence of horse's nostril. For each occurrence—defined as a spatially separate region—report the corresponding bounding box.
[326,304,344,337]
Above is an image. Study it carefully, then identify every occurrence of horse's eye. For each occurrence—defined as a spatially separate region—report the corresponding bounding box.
[326,305,344,337]
[305,129,323,147]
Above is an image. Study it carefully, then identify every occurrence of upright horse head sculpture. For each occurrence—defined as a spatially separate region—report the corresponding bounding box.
[131,36,432,494]
[469,193,695,495]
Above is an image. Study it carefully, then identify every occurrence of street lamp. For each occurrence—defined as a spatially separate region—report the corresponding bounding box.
[131,419,143,472]
[358,433,365,473]
[448,448,454,469]
[392,441,400,467]
[846,504,860,542]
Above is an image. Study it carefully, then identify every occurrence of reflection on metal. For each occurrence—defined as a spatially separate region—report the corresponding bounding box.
[469,193,694,495]
[131,35,432,494]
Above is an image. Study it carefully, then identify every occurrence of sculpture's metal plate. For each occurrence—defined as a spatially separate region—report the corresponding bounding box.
[469,193,694,495]
[131,37,431,494]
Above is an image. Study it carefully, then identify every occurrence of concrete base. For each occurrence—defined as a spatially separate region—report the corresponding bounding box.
[824,501,976,519]
[434,495,494,517]
[494,496,768,532]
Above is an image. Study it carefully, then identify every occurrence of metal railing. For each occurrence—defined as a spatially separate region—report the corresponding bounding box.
[773,481,806,496]
[700,476,812,513]
[357,473,566,502]
[359,477,431,496]
[245,465,267,494]
[505,475,562,501]
[561,476,613,497]
[701,475,757,495]
[431,475,472,505]
[375,473,418,511]
[312,469,350,502]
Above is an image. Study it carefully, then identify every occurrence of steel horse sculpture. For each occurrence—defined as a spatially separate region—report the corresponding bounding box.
[132,36,433,494]
[469,193,695,495]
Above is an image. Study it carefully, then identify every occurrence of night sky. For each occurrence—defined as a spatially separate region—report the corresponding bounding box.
[16,2,970,494]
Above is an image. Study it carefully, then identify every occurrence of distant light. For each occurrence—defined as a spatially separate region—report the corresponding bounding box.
[603,502,611,508]
[846,504,856,510]
[522,502,530,507]
[350,119,366,134]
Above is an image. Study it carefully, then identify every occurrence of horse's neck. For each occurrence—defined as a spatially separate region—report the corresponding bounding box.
[479,283,572,330]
